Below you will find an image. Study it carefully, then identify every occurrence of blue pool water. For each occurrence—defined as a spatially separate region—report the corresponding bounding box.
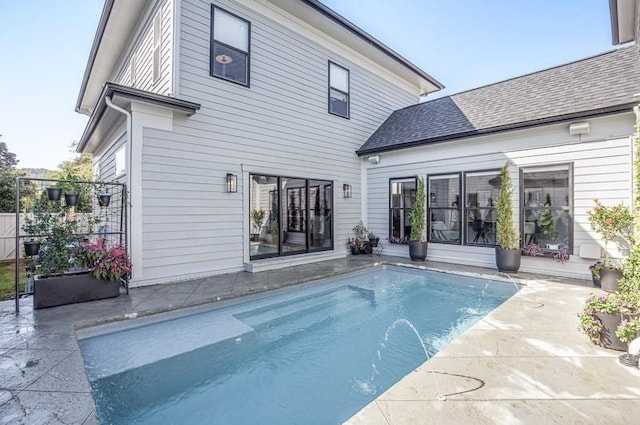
[79,266,518,425]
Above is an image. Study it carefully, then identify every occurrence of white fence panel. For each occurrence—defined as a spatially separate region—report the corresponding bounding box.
[0,213,24,261]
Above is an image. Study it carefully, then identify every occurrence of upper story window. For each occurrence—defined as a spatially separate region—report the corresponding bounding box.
[390,178,416,241]
[210,6,250,86]
[328,61,349,118]
[428,174,461,244]
[521,164,573,253]
[152,13,161,84]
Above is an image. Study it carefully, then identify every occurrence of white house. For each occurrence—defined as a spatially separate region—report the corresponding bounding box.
[75,0,442,286]
[76,0,640,285]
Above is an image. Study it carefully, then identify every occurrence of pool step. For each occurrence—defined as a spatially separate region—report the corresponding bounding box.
[79,313,255,380]
[236,286,372,328]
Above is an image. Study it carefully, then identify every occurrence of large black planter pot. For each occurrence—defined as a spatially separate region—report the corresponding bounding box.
[23,240,41,257]
[361,241,373,255]
[591,270,602,288]
[596,312,627,351]
[46,187,62,201]
[33,271,120,309]
[98,193,112,207]
[64,193,79,207]
[409,241,427,261]
[600,268,623,293]
[350,245,360,255]
[495,248,521,273]
[369,237,380,247]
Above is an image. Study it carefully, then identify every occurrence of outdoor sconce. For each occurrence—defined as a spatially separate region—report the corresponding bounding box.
[343,184,352,198]
[368,155,380,164]
[226,173,237,193]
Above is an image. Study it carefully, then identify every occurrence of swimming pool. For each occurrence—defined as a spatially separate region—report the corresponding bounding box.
[78,266,518,424]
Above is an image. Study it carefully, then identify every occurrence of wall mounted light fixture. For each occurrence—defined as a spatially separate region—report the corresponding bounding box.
[368,155,381,164]
[569,121,590,136]
[226,173,237,193]
[343,184,352,198]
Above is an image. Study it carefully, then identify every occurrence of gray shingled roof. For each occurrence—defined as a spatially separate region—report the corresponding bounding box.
[358,46,640,155]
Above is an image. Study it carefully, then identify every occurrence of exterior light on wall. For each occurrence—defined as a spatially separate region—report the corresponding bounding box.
[368,155,381,164]
[226,173,237,193]
[343,184,352,198]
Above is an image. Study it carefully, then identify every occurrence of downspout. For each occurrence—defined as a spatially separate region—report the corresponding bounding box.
[104,95,133,256]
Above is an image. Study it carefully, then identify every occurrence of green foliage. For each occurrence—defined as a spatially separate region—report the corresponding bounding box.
[495,161,519,250]
[352,221,368,240]
[52,153,94,212]
[409,177,426,242]
[0,141,36,212]
[38,214,80,276]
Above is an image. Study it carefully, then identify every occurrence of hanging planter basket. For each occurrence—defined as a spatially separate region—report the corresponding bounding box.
[23,240,41,257]
[98,193,112,207]
[64,193,79,207]
[46,187,62,201]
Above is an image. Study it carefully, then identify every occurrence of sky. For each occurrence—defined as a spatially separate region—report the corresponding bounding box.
[0,0,616,170]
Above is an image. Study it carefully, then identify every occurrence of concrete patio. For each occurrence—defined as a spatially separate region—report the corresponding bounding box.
[0,255,638,424]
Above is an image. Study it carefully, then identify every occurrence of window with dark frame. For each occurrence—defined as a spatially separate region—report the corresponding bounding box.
[249,174,333,260]
[328,61,349,118]
[210,6,250,86]
[427,174,461,244]
[464,170,500,246]
[389,178,416,240]
[521,164,573,254]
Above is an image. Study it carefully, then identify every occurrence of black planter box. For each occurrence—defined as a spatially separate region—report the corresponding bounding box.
[34,271,120,309]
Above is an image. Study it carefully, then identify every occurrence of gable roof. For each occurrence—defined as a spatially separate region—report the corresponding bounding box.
[358,46,640,156]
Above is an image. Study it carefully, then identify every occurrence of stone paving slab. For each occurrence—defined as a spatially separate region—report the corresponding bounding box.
[345,276,640,424]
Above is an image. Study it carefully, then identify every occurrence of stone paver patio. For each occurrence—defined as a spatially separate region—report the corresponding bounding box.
[0,255,638,424]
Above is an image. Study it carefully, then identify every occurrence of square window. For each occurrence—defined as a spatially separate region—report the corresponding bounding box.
[115,146,126,177]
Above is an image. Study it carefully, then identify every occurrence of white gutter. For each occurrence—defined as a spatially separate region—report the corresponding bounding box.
[104,95,133,257]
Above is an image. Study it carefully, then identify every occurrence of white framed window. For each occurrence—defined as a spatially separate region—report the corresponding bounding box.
[329,61,350,118]
[152,13,161,84]
[93,160,101,180]
[115,146,126,177]
[210,6,250,86]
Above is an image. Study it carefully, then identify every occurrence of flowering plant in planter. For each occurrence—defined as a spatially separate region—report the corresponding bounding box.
[553,246,570,264]
[76,240,132,282]
[522,243,544,257]
[578,293,624,344]
[388,236,409,244]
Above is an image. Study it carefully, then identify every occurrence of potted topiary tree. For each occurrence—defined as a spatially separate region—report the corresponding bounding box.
[495,161,521,272]
[408,177,427,261]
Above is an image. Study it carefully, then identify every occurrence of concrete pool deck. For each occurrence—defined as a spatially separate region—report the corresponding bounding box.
[0,255,638,424]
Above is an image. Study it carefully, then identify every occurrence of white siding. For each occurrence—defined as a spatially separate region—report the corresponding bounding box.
[116,0,173,95]
[94,119,127,183]
[134,0,421,282]
[366,113,634,280]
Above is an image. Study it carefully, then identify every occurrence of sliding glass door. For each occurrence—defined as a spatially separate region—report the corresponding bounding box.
[250,174,333,260]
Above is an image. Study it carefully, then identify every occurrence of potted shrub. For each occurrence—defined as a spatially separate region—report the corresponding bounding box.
[368,231,379,247]
[586,199,633,292]
[352,221,371,254]
[495,161,521,272]
[408,177,427,261]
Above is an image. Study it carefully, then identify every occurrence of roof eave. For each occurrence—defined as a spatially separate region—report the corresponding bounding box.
[357,104,636,156]
[75,0,115,114]
[77,83,201,153]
